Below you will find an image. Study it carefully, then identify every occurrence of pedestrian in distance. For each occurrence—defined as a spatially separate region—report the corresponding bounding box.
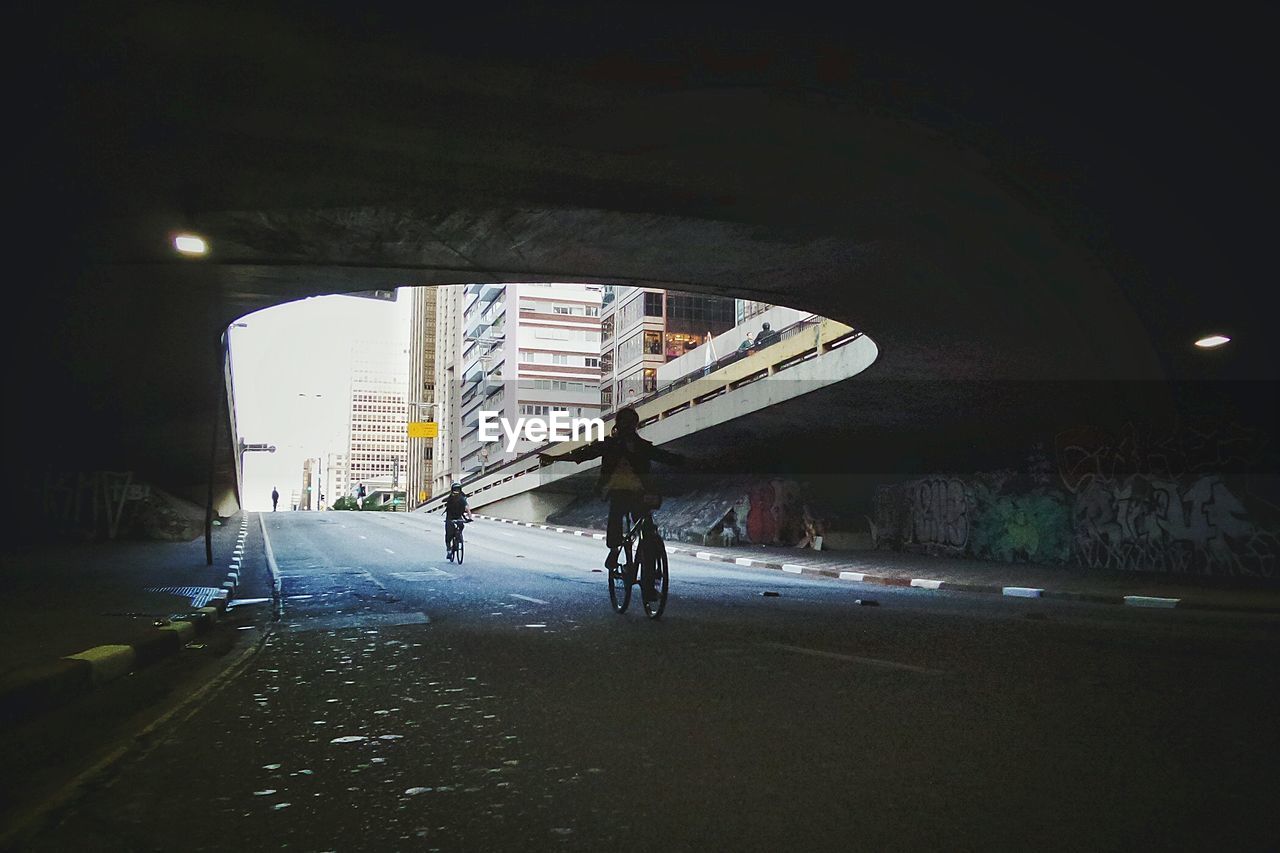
[271,486,279,511]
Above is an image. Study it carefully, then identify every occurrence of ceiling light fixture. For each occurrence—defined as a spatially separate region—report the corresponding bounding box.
[173,233,208,256]
[1194,334,1231,349]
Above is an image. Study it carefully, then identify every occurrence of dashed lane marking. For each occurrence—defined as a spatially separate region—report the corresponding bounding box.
[761,642,942,675]
[510,594,549,605]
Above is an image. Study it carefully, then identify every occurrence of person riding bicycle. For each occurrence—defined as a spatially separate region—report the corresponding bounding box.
[539,406,685,572]
[443,482,472,555]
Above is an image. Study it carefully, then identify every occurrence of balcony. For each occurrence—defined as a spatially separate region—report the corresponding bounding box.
[483,372,504,397]
[478,282,503,303]
[465,311,491,339]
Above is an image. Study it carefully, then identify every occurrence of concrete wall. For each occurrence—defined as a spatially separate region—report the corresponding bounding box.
[472,489,581,524]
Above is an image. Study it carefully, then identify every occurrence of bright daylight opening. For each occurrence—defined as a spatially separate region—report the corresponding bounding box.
[1194,334,1231,348]
[228,284,855,516]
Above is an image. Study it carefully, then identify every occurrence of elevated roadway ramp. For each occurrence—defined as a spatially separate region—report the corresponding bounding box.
[430,318,876,523]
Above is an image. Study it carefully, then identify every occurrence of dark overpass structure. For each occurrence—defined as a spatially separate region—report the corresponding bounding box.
[10,3,1277,559]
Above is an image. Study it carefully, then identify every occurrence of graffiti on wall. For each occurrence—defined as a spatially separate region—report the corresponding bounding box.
[910,477,969,552]
[875,472,1071,563]
[1056,423,1278,576]
[872,423,1277,576]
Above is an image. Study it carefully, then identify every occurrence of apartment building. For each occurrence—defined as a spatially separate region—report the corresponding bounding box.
[433,283,603,481]
[598,287,737,412]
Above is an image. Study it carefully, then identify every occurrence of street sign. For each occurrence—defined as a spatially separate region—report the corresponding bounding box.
[407,421,438,438]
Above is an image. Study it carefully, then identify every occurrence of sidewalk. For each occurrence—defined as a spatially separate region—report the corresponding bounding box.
[0,511,272,728]
[473,513,1280,615]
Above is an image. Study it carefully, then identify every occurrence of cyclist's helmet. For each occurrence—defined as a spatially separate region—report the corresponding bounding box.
[615,406,640,432]
[450,483,462,492]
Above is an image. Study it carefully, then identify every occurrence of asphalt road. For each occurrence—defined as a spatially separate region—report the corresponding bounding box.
[20,512,1280,852]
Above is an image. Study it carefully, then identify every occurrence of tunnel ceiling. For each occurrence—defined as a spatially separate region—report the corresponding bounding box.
[10,2,1277,493]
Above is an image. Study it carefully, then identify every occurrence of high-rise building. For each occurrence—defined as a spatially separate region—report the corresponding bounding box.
[347,335,409,496]
[599,287,737,412]
[432,285,466,497]
[406,287,438,509]
[433,283,603,482]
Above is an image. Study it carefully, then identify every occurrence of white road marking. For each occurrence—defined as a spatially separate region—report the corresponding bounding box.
[1003,587,1043,598]
[511,594,549,605]
[556,545,574,551]
[359,535,367,540]
[839,571,866,582]
[499,531,516,537]
[761,642,942,675]
[910,579,943,590]
[384,548,395,554]
[1124,595,1180,608]
[782,564,804,574]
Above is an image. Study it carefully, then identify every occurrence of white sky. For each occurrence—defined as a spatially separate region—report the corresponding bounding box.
[230,289,412,511]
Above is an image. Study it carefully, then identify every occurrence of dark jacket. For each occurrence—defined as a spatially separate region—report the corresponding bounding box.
[563,432,682,495]
[444,493,469,519]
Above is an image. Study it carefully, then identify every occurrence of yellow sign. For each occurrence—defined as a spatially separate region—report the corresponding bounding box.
[418,490,427,502]
[407,421,438,438]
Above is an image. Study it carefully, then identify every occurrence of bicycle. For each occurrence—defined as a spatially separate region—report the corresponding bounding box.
[446,517,469,564]
[609,495,669,619]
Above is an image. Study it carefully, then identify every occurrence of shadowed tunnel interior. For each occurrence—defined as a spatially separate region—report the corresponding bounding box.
[8,1,1277,536]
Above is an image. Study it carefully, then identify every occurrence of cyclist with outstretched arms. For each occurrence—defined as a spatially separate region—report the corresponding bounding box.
[539,406,686,573]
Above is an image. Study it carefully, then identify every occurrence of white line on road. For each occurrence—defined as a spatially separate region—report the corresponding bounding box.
[499,532,516,537]
[839,571,866,582]
[1124,595,1180,608]
[761,642,942,675]
[910,578,943,590]
[556,545,574,550]
[384,548,395,554]
[1003,587,1043,598]
[359,535,367,540]
[782,564,804,574]
[511,594,549,605]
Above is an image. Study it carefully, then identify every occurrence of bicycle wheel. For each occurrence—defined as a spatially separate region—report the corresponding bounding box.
[608,514,633,613]
[457,535,464,564]
[641,532,669,619]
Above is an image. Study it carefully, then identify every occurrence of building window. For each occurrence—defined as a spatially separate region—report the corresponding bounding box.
[644,291,664,317]
[552,353,568,365]
[619,332,643,367]
[643,368,657,393]
[601,316,614,344]
[644,330,662,355]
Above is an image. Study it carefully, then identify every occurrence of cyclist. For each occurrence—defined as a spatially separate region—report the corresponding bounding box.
[539,406,685,575]
[443,482,472,558]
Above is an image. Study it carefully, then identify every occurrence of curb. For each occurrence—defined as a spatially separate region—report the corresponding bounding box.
[470,514,1280,616]
[0,516,252,730]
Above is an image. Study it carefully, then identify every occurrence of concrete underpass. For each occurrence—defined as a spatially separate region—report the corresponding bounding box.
[3,5,1278,851]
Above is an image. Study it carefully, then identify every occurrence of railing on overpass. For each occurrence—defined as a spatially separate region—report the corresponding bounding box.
[425,314,864,512]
